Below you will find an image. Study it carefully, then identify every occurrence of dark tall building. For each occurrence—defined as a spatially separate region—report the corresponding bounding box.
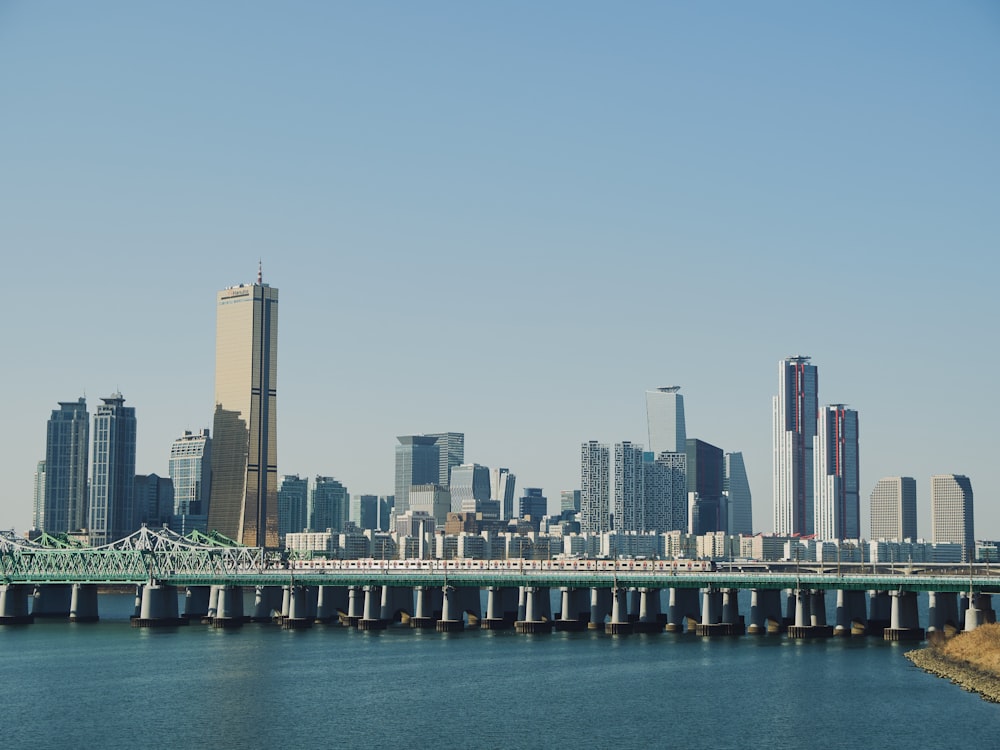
[134,473,174,529]
[310,476,349,532]
[208,272,279,547]
[394,436,440,514]
[686,438,725,534]
[89,393,137,545]
[518,488,548,520]
[357,494,379,531]
[42,397,89,533]
[277,474,308,542]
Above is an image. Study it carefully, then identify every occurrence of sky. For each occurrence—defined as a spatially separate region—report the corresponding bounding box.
[1,2,998,538]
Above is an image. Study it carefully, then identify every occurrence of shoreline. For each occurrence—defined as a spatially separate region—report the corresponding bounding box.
[906,648,1000,703]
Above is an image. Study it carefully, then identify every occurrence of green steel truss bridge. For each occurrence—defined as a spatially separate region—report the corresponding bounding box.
[3,527,1000,595]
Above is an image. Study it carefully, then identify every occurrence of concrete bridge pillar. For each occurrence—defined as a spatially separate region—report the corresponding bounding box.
[748,589,782,634]
[698,588,738,636]
[251,586,280,622]
[885,590,924,641]
[205,585,221,623]
[213,585,245,628]
[927,591,960,636]
[482,586,517,630]
[784,590,796,628]
[182,586,210,622]
[32,584,71,619]
[665,587,700,633]
[411,585,442,628]
[281,585,314,629]
[810,590,827,627]
[634,588,663,633]
[722,589,744,633]
[589,587,612,630]
[626,588,641,623]
[555,587,591,631]
[358,585,386,630]
[605,587,633,635]
[315,586,346,624]
[517,586,527,623]
[69,583,99,623]
[516,586,552,633]
[379,586,413,626]
[133,583,182,627]
[701,589,722,625]
[0,584,34,624]
[833,589,868,636]
[344,585,362,627]
[787,589,833,638]
[437,585,464,632]
[868,590,891,636]
[964,593,992,632]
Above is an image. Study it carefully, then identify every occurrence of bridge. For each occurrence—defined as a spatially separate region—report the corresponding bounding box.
[2,527,999,638]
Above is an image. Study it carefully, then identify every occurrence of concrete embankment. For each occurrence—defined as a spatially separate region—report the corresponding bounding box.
[906,648,1000,704]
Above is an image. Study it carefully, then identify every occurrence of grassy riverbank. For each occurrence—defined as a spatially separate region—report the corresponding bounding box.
[906,623,1000,703]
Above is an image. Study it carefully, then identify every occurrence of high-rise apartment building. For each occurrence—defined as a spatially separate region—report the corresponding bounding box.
[32,460,46,531]
[646,387,686,456]
[169,430,212,516]
[42,397,89,533]
[89,393,137,545]
[490,467,517,520]
[642,451,687,533]
[394,436,441,515]
[581,441,610,534]
[425,432,464,487]
[614,442,645,532]
[773,356,818,536]
[813,405,859,539]
[355,494,379,531]
[724,452,753,536]
[277,474,308,542]
[208,273,279,547]
[870,477,917,541]
[310,476,349,533]
[931,474,974,562]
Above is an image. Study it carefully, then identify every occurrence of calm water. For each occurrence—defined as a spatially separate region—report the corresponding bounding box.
[2,594,997,750]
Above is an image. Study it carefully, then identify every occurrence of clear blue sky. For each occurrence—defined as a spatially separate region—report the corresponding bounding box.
[1,2,998,537]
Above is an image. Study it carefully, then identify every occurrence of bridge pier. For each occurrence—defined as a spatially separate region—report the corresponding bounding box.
[0,584,34,624]
[69,583,99,623]
[342,585,362,627]
[314,586,343,624]
[588,587,612,630]
[203,585,220,624]
[282,585,314,629]
[748,589,782,634]
[665,587,700,633]
[517,586,553,633]
[605,587,633,635]
[833,589,868,636]
[883,590,924,641]
[787,589,833,638]
[927,591,960,637]
[633,588,663,633]
[132,583,184,627]
[868,590,891,636]
[250,586,281,622]
[212,585,245,628]
[436,585,464,632]
[410,585,442,628]
[964,593,994,632]
[626,588,641,623]
[357,585,386,630]
[182,586,210,622]
[378,586,413,627]
[697,588,738,636]
[482,586,517,630]
[32,584,71,618]
[554,587,590,631]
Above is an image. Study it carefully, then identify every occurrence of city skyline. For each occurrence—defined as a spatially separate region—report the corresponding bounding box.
[2,4,997,538]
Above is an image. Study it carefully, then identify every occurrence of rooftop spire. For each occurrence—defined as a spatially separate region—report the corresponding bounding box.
[257,259,262,284]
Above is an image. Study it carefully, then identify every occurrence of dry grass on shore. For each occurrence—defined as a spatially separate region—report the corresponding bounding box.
[935,622,1000,674]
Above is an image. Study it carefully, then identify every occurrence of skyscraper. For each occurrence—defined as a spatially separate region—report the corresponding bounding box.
[133,473,173,528]
[42,397,89,533]
[641,452,687,533]
[614,441,645,532]
[580,441,610,534]
[310,476,349,532]
[646,387,686,456]
[425,432,464,487]
[518,488,548,520]
[394,436,440,514]
[560,490,581,515]
[89,392,137,545]
[169,429,212,516]
[32,460,46,532]
[686,438,725,534]
[490,467,517,520]
[451,463,496,517]
[813,405,860,540]
[931,474,974,562]
[208,273,279,548]
[870,477,917,541]
[724,452,753,536]
[277,474,308,542]
[773,356,818,536]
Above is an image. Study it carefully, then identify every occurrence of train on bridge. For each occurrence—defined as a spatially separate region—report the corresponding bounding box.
[289,558,718,573]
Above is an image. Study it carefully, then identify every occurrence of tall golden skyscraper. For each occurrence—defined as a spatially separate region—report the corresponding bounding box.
[207,268,279,547]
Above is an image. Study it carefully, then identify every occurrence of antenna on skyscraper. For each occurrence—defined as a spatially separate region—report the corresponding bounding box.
[257,259,262,284]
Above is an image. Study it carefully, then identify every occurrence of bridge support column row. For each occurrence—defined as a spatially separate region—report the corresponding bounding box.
[665,587,700,632]
[0,584,34,624]
[436,585,464,632]
[633,588,663,633]
[554,587,590,631]
[70,583,99,622]
[834,589,868,636]
[748,589,783,634]
[605,587,633,634]
[516,586,552,633]
[787,589,833,638]
[132,583,184,627]
[211,585,244,628]
[884,590,924,641]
